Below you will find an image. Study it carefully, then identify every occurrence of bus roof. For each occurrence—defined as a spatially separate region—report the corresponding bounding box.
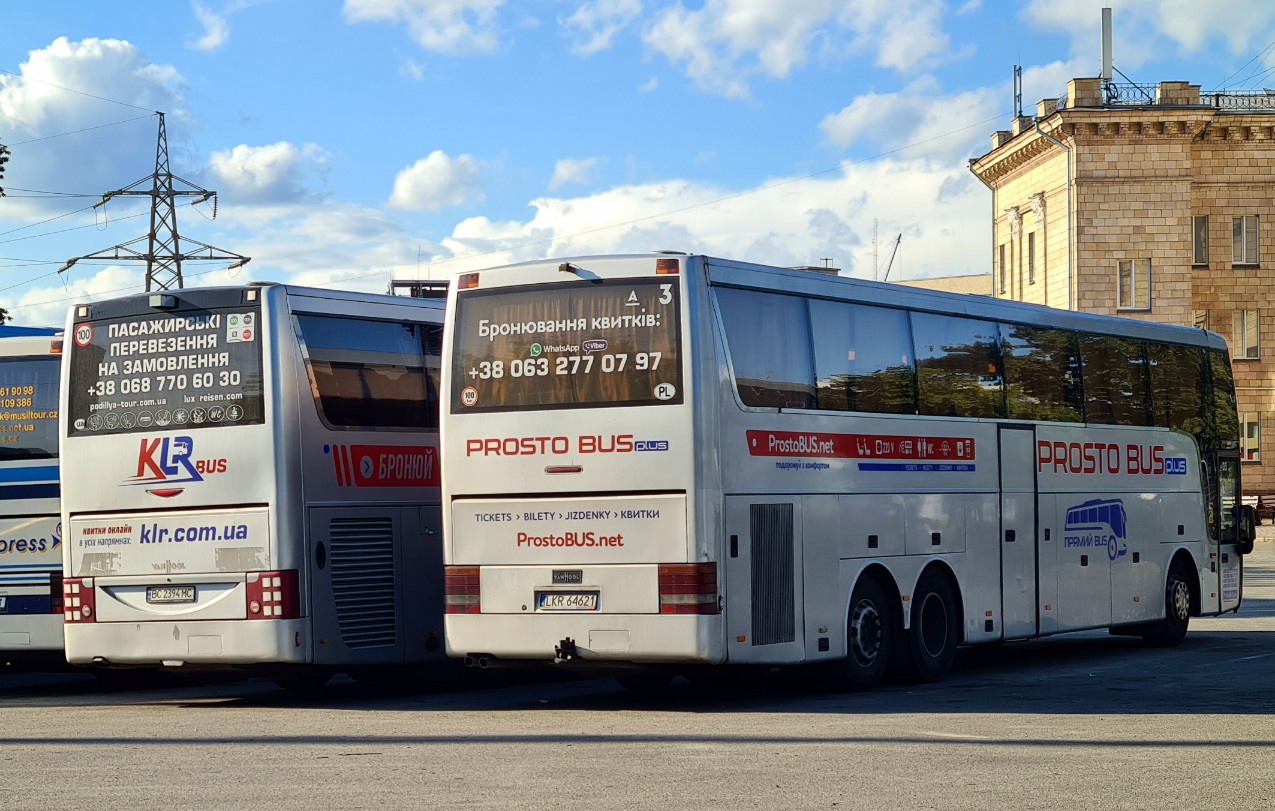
[0,325,59,337]
[465,253,1227,353]
[74,282,446,320]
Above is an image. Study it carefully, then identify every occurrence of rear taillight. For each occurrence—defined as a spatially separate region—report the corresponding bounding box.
[658,563,719,614]
[246,570,300,620]
[444,565,480,614]
[63,578,96,623]
[50,572,64,614]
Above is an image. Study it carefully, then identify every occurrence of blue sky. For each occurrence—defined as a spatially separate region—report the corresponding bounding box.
[4,0,1275,325]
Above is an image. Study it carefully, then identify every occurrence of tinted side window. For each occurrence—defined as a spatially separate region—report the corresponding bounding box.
[1209,349,1239,451]
[1002,324,1083,422]
[296,314,441,429]
[716,288,815,409]
[912,313,1004,418]
[1079,335,1151,426]
[809,299,916,415]
[1148,342,1208,437]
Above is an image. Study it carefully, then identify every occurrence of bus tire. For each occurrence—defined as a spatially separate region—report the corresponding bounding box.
[892,570,959,684]
[1142,564,1192,648]
[834,574,891,691]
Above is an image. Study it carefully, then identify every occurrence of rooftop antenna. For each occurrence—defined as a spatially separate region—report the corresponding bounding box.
[1013,65,1023,118]
[1101,7,1113,98]
[882,234,902,282]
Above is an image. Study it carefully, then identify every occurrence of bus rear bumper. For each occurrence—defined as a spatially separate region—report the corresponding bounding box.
[64,619,309,667]
[0,613,64,653]
[445,614,724,666]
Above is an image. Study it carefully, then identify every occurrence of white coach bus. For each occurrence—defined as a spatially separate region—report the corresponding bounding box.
[0,326,64,668]
[440,253,1255,690]
[60,283,446,687]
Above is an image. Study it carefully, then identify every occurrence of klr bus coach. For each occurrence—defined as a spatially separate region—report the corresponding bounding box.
[440,253,1255,690]
[61,284,446,687]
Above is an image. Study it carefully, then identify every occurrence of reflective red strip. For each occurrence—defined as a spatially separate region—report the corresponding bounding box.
[657,563,718,614]
[444,566,481,613]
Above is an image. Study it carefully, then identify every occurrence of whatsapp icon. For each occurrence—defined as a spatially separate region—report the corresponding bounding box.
[530,343,543,357]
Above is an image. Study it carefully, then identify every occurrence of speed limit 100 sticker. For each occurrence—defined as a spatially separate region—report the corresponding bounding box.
[461,386,479,407]
[74,323,93,347]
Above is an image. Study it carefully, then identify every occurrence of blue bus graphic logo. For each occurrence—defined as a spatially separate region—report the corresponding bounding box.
[1064,498,1128,561]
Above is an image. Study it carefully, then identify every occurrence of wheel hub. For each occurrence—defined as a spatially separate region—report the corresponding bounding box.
[849,599,882,666]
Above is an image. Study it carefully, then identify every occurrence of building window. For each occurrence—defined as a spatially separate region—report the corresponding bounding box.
[1242,413,1261,462]
[1192,215,1209,265]
[1116,259,1150,310]
[1233,215,1259,265]
[1027,232,1036,284]
[998,243,1007,294]
[1193,310,1210,330]
[1233,310,1260,359]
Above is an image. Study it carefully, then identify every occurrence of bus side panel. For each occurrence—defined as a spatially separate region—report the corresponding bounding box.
[0,511,62,652]
[800,495,841,663]
[962,493,1003,643]
[1036,494,1059,635]
[723,495,805,664]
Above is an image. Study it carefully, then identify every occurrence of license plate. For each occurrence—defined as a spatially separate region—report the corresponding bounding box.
[146,586,196,604]
[536,591,599,611]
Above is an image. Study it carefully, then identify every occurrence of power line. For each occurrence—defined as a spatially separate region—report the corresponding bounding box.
[3,114,156,148]
[0,211,147,246]
[0,69,156,113]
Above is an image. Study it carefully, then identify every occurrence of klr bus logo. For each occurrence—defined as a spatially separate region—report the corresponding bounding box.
[126,436,227,491]
[1064,498,1128,561]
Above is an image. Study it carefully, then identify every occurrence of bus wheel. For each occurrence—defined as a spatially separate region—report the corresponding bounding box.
[892,570,959,684]
[835,575,891,691]
[1142,564,1192,648]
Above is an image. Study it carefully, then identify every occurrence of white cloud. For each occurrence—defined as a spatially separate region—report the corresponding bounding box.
[549,157,599,191]
[342,0,504,54]
[820,61,1086,162]
[400,58,424,80]
[643,0,956,99]
[188,3,231,52]
[186,0,269,52]
[820,78,999,161]
[0,37,185,219]
[1022,1,1275,71]
[418,159,988,286]
[561,0,642,56]
[388,150,483,210]
[638,76,658,93]
[207,141,328,203]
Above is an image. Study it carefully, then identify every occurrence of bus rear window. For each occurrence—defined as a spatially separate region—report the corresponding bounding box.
[451,278,683,412]
[297,314,441,429]
[0,357,58,460]
[67,306,264,436]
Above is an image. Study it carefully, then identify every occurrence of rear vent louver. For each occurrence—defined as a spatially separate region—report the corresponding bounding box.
[749,503,795,646]
[328,517,397,648]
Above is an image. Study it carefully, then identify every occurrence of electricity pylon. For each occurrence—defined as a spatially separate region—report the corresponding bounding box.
[60,112,249,291]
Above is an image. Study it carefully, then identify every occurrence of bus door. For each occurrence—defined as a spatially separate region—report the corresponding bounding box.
[999,426,1038,639]
[1211,453,1243,612]
[724,496,805,664]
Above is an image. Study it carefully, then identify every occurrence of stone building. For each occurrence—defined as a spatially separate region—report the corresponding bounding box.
[969,76,1275,493]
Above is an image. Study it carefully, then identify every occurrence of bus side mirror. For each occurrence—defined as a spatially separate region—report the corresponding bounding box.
[1238,505,1257,555]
